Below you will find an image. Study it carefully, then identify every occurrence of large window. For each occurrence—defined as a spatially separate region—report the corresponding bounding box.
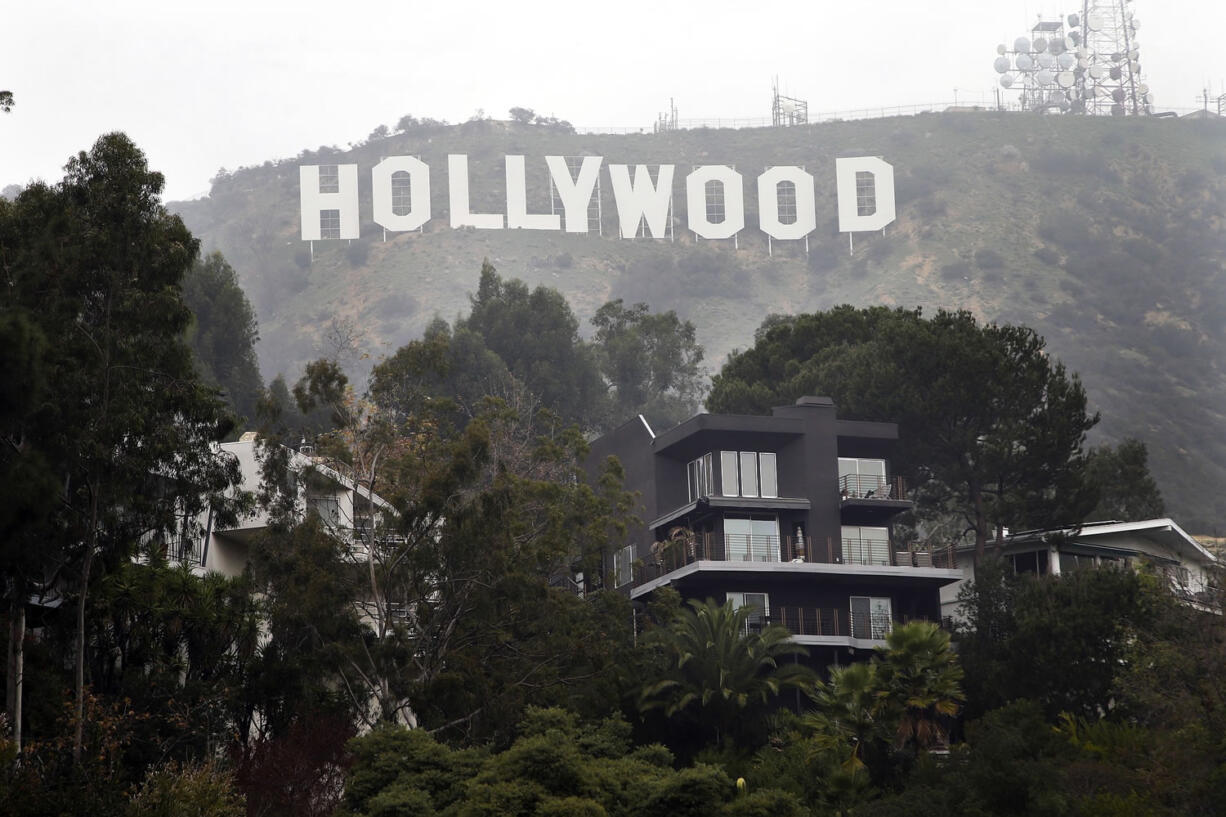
[727,591,769,635]
[725,514,779,562]
[721,451,778,498]
[613,544,634,588]
[838,457,887,498]
[842,525,890,566]
[850,596,892,640]
[687,453,713,501]
[310,494,341,527]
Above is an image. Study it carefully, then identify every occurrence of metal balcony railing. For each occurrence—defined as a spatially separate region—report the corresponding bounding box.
[839,474,908,501]
[633,533,957,587]
[771,609,943,640]
[842,537,891,566]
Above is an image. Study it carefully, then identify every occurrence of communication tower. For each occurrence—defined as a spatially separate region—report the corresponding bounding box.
[771,78,809,127]
[992,1,1152,115]
[655,99,678,133]
[1076,1,1150,115]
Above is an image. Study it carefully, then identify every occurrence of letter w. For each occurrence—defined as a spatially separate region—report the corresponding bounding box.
[608,164,674,239]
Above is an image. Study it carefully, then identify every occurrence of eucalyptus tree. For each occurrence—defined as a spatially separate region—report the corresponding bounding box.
[0,133,241,761]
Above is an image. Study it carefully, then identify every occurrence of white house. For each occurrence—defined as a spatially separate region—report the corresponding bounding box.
[940,518,1219,622]
[170,434,391,577]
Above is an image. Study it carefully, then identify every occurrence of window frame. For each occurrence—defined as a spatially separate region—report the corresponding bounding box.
[727,591,770,635]
[849,595,892,640]
[720,451,779,499]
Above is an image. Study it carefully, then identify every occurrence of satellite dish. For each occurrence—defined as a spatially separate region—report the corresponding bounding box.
[1000,74,1015,89]
[1069,31,1082,46]
[1077,56,1090,69]
[1014,36,1031,52]
[997,44,1008,55]
[1033,37,1048,53]
[994,56,1011,73]
[1036,69,1055,86]
[1086,12,1104,30]
[1112,87,1126,102]
[1110,66,1122,80]
[1067,12,1080,27]
[1038,53,1056,69]
[1128,48,1139,60]
[1057,71,1075,89]
[1049,39,1065,56]
[1089,65,1105,79]
[1057,52,1076,70]
[1138,82,1149,94]
[1016,53,1034,70]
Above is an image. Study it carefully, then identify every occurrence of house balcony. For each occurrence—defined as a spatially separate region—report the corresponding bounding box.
[839,474,912,522]
[768,607,944,645]
[631,532,959,593]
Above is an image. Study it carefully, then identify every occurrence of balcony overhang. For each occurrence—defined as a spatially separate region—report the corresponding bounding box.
[789,634,889,649]
[649,496,812,530]
[840,497,913,521]
[652,414,804,460]
[629,559,963,599]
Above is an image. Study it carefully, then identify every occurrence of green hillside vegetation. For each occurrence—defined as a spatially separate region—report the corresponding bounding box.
[172,112,1226,531]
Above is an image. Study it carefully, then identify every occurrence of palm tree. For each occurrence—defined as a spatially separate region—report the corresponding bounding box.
[803,661,883,772]
[873,620,963,753]
[638,598,814,747]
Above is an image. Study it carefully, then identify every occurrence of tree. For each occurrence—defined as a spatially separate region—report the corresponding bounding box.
[1083,438,1165,521]
[708,307,1099,556]
[460,261,608,431]
[370,316,516,431]
[0,91,12,113]
[183,251,264,428]
[0,133,241,762]
[591,299,705,431]
[255,349,638,743]
[873,621,963,755]
[954,559,1146,720]
[639,599,814,754]
[803,662,885,773]
[509,107,536,124]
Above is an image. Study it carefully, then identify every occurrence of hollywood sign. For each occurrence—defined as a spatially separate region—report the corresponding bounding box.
[299,155,895,242]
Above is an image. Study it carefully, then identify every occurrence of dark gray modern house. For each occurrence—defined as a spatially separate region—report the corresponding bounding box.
[586,396,963,667]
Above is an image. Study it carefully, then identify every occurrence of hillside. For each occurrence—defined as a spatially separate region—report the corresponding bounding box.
[171,112,1226,532]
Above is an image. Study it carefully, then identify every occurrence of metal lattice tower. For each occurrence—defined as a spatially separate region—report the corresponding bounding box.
[1076,0,1150,115]
[992,1,1152,115]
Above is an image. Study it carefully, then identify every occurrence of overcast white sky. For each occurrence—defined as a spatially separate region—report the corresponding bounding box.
[3,0,1223,201]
